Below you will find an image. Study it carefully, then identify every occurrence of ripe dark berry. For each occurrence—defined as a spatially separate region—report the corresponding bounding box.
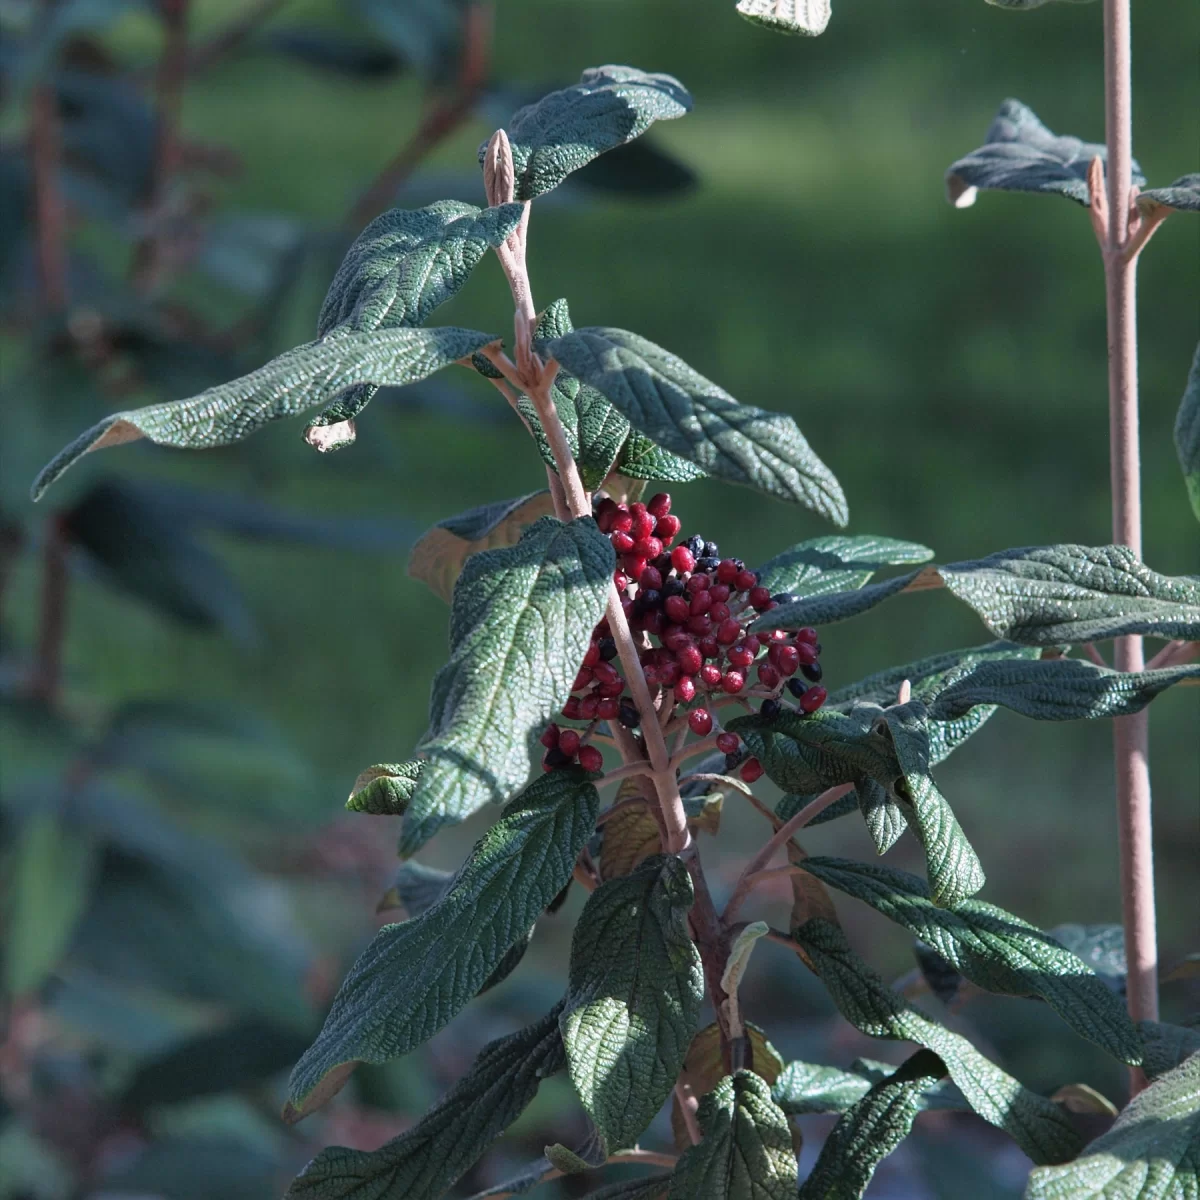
[799,685,827,714]
[671,545,696,573]
[665,594,691,623]
[796,626,819,644]
[696,557,720,574]
[598,637,618,661]
[639,566,663,591]
[786,678,807,699]
[735,569,758,591]
[749,587,773,611]
[757,663,781,690]
[640,588,662,610]
[545,746,571,768]
[578,745,604,773]
[801,660,823,682]
[659,660,681,687]
[700,663,722,687]
[724,748,747,771]
[685,534,704,557]
[771,592,796,606]
[675,676,697,703]
[760,698,781,719]
[688,708,714,736]
[655,514,681,541]
[648,492,672,517]
[663,577,686,599]
[642,609,664,636]
[741,757,765,783]
[619,699,641,728]
[612,531,635,554]
[716,732,740,755]
[558,729,581,757]
[703,541,719,559]
[678,645,703,676]
[540,724,561,749]
[721,670,745,694]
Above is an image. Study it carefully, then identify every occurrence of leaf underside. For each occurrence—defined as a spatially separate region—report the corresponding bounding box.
[1175,342,1200,523]
[1139,173,1200,217]
[735,0,832,36]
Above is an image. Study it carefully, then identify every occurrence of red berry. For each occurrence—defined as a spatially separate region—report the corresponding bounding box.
[688,708,714,736]
[709,584,731,603]
[686,573,711,594]
[665,595,691,624]
[662,624,690,651]
[639,566,663,591]
[728,643,753,668]
[648,492,672,517]
[698,635,719,659]
[643,663,660,686]
[558,729,581,757]
[540,724,561,748]
[598,697,620,720]
[717,559,739,584]
[709,601,731,624]
[562,697,582,720]
[631,511,656,540]
[597,680,625,698]
[716,731,740,755]
[659,660,681,687]
[612,531,635,554]
[611,510,633,533]
[795,641,818,665]
[579,695,600,720]
[671,545,696,573]
[642,609,664,636]
[743,636,761,656]
[700,664,722,687]
[573,668,593,691]
[799,685,827,714]
[633,536,662,560]
[677,644,703,675]
[741,757,765,784]
[593,663,618,687]
[736,570,758,591]
[655,514,681,541]
[749,586,772,611]
[716,618,741,645]
[796,626,819,644]
[676,676,697,703]
[687,613,712,636]
[721,670,745,694]
[690,589,713,615]
[623,556,649,582]
[583,643,600,668]
[578,745,604,773]
[757,663,781,690]
[776,645,800,676]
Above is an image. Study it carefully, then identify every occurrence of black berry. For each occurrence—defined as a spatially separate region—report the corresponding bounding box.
[618,699,641,728]
[724,748,748,771]
[703,540,719,559]
[771,592,796,605]
[801,660,823,682]
[786,678,807,698]
[685,534,704,557]
[598,637,618,661]
[761,698,781,719]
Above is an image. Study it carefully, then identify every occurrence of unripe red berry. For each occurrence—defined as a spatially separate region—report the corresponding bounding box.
[796,626,819,644]
[690,589,713,615]
[612,532,635,554]
[709,584,731,603]
[558,729,581,757]
[741,757,764,784]
[699,635,719,659]
[716,731,740,755]
[642,609,664,636]
[776,645,800,676]
[665,595,691,624]
[611,510,633,533]
[671,545,696,573]
[687,613,712,636]
[709,601,731,624]
[717,559,739,585]
[677,644,703,675]
[749,586,772,611]
[573,668,593,691]
[700,664,722,687]
[659,660,681,687]
[639,566,663,591]
[795,641,818,665]
[662,623,690,651]
[769,628,789,642]
[633,536,662,560]
[686,573,711,594]
[716,618,741,645]
[757,663,781,690]
[655,514,681,541]
[583,643,600,668]
[643,663,660,686]
[735,569,758,591]
[631,511,656,540]
[688,708,713,736]
[728,643,753,668]
[597,697,620,720]
[562,697,582,720]
[648,492,672,517]
[721,670,745,694]
[675,676,697,703]
[623,552,647,577]
[597,680,625,698]
[579,695,600,720]
[541,723,561,749]
[578,745,604,773]
[799,685,827,714]
[593,662,619,687]
[743,635,761,656]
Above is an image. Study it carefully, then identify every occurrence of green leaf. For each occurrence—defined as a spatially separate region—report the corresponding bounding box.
[346,761,424,815]
[1049,924,1126,995]
[800,857,1142,1064]
[667,1070,798,1200]
[1174,343,1200,522]
[736,0,831,36]
[1140,1022,1200,1081]
[485,66,692,201]
[581,1177,671,1200]
[797,1050,948,1199]
[1024,1052,1200,1199]
[286,769,599,1119]
[285,1004,566,1199]
[4,813,97,994]
[772,1057,967,1116]
[31,326,494,501]
[853,777,909,855]
[877,704,986,907]
[561,855,704,1150]
[406,491,558,603]
[927,658,1200,723]
[945,100,1143,208]
[598,783,721,881]
[751,568,932,631]
[754,535,934,599]
[1138,174,1200,218]
[401,516,613,852]
[936,545,1200,644]
[614,430,709,482]
[468,1132,606,1198]
[539,327,847,522]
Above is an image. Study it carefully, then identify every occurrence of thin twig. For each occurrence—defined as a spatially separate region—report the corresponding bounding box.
[598,760,655,788]
[29,84,68,312]
[674,1081,701,1145]
[572,862,597,893]
[1146,640,1198,670]
[1084,642,1110,668]
[669,732,722,773]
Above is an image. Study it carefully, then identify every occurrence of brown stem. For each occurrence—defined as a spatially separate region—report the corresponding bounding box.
[1102,0,1156,1092]
[30,516,69,705]
[30,84,68,312]
[674,1081,701,1145]
[1146,640,1198,670]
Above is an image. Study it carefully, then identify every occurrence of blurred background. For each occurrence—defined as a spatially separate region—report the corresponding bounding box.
[0,0,1196,1196]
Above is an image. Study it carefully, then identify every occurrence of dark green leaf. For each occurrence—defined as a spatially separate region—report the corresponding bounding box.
[1174,343,1200,523]
[800,858,1142,1063]
[31,326,494,501]
[877,704,986,906]
[285,1005,565,1199]
[854,777,909,854]
[668,1071,797,1199]
[287,769,598,1119]
[1047,925,1126,996]
[401,516,612,852]
[798,1050,947,1199]
[793,918,1080,1164]
[614,430,708,482]
[346,762,425,815]
[562,855,704,1150]
[755,535,933,598]
[1139,1022,1200,1081]
[945,100,1143,208]
[1024,1052,1200,1199]
[928,658,1200,723]
[752,569,932,631]
[1138,173,1200,217]
[485,66,692,201]
[539,327,847,522]
[736,0,832,36]
[406,491,558,603]
[936,545,1200,644]
[772,1056,967,1116]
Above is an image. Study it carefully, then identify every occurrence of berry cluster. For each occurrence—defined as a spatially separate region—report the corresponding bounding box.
[541,493,827,784]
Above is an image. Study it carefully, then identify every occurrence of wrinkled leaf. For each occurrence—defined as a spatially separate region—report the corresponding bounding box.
[772,1056,967,1116]
[1138,174,1200,218]
[1046,925,1126,996]
[801,858,1142,1063]
[1140,1022,1200,1082]
[1025,1052,1200,1199]
[752,568,935,631]
[485,66,692,201]
[615,429,708,482]
[540,327,847,522]
[668,1070,797,1199]
[32,326,494,501]
[347,761,424,815]
[287,769,598,1119]
[736,0,831,36]
[755,534,933,599]
[562,855,704,1150]
[945,100,1143,208]
[407,492,558,603]
[1175,342,1200,523]
[286,1005,565,1199]
[402,516,613,852]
